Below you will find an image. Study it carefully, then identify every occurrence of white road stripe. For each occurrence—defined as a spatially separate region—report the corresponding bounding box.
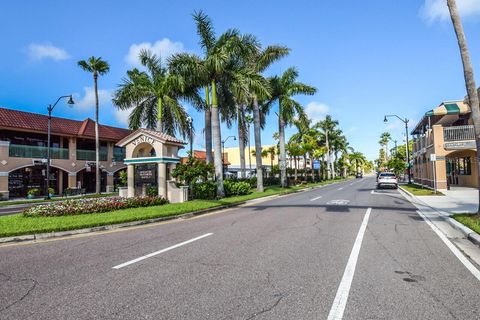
[327,208,371,320]
[416,210,480,281]
[112,233,213,269]
[338,187,344,190]
[310,196,322,201]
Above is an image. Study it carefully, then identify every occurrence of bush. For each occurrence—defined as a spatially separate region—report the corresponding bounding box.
[147,186,158,197]
[224,180,251,196]
[191,181,217,200]
[172,158,214,186]
[48,187,55,195]
[27,188,40,197]
[23,196,168,217]
[119,170,128,187]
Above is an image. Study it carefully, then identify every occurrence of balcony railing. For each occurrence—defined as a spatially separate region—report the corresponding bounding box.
[9,144,69,159]
[443,125,475,142]
[76,149,108,161]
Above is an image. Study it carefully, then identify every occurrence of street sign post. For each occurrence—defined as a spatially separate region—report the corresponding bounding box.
[430,154,437,193]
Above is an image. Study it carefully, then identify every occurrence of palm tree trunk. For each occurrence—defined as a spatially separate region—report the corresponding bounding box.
[279,112,287,188]
[294,156,298,181]
[303,154,307,181]
[94,73,101,194]
[448,0,480,214]
[237,105,246,179]
[253,98,264,192]
[205,86,213,164]
[156,97,163,132]
[211,81,224,198]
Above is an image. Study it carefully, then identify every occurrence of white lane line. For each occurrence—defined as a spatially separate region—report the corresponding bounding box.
[338,187,344,190]
[327,208,371,320]
[416,210,480,281]
[112,233,213,270]
[310,195,323,201]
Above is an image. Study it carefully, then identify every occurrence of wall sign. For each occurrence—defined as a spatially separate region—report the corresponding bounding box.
[132,135,156,146]
[444,141,476,150]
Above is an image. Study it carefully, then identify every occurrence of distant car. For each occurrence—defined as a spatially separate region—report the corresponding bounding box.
[377,172,398,189]
[356,172,363,178]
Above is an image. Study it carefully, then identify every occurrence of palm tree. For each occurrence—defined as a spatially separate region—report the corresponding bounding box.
[447,0,480,214]
[266,146,276,178]
[246,45,289,192]
[113,50,190,136]
[350,151,366,175]
[315,115,339,180]
[287,140,302,181]
[78,56,110,194]
[379,132,391,161]
[266,68,316,187]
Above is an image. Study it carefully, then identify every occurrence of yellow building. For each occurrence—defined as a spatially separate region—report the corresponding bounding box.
[224,145,279,173]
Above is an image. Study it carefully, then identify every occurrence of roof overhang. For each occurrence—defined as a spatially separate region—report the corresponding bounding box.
[116,128,185,148]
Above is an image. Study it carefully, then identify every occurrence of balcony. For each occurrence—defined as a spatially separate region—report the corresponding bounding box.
[9,144,69,159]
[443,125,475,142]
[76,149,108,161]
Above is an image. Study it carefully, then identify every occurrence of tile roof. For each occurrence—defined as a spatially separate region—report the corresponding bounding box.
[116,128,186,146]
[0,107,131,141]
[191,150,230,165]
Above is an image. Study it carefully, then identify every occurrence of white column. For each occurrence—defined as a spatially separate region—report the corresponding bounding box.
[127,164,135,197]
[158,162,167,199]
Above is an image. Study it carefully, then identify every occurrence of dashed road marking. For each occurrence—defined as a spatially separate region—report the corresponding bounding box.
[112,233,213,270]
[310,196,323,201]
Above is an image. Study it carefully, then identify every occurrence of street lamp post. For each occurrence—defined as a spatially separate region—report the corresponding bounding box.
[46,95,75,199]
[186,116,193,157]
[384,115,411,184]
[221,135,236,174]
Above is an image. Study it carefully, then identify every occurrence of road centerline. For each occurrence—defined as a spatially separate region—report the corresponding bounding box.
[112,233,213,270]
[327,207,371,320]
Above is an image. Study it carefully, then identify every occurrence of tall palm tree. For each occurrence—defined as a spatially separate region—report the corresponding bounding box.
[170,11,262,198]
[78,56,110,194]
[448,0,480,213]
[315,115,339,180]
[246,45,289,191]
[266,68,316,187]
[267,146,276,178]
[349,151,366,174]
[379,132,391,161]
[113,50,190,136]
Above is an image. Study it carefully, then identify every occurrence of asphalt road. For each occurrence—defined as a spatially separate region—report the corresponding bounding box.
[0,176,479,319]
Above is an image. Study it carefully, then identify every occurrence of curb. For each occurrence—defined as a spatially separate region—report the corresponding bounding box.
[398,187,480,247]
[0,180,348,244]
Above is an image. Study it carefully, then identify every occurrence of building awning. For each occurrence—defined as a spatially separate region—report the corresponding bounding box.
[425,101,470,117]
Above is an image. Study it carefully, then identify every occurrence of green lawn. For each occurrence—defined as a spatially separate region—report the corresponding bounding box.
[400,184,444,196]
[0,179,347,238]
[453,214,480,235]
[0,193,117,207]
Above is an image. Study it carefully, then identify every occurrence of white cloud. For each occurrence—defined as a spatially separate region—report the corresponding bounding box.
[305,102,330,123]
[114,109,130,126]
[125,38,185,67]
[74,87,113,111]
[27,43,70,61]
[420,0,480,23]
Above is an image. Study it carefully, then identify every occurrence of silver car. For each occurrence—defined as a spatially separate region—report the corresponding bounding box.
[377,172,398,189]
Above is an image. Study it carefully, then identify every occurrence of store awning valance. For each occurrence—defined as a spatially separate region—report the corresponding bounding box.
[425,101,470,117]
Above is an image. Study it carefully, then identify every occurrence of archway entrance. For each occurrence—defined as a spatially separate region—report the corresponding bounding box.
[9,166,68,197]
[76,168,107,193]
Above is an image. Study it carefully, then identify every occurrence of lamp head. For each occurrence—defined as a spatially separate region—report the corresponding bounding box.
[383,116,388,123]
[186,116,192,124]
[233,136,237,141]
[67,95,75,105]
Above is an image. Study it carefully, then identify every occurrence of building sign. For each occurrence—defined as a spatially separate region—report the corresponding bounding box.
[444,141,476,150]
[132,135,155,146]
[135,164,157,185]
[313,160,320,170]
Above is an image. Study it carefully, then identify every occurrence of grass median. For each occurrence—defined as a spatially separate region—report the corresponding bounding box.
[452,214,480,235]
[400,184,444,196]
[0,178,349,238]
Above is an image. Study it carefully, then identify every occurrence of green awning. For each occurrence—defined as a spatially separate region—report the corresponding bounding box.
[425,101,469,117]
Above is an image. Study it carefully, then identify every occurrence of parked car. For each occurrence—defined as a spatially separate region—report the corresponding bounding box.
[356,172,363,178]
[377,172,398,189]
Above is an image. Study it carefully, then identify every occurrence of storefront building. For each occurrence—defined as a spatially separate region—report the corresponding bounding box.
[411,100,477,190]
[0,107,130,199]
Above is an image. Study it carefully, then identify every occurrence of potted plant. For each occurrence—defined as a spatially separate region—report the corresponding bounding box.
[118,170,128,197]
[48,187,55,198]
[27,188,40,199]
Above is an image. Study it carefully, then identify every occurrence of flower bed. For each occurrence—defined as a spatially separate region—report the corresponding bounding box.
[23,196,168,217]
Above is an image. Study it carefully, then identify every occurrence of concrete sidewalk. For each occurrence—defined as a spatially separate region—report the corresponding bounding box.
[419,187,478,214]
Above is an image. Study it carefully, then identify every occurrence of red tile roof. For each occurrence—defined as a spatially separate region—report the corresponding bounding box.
[182,150,230,165]
[0,107,131,141]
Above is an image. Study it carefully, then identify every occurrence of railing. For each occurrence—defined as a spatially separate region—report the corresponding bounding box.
[76,149,108,161]
[9,144,69,159]
[443,125,475,142]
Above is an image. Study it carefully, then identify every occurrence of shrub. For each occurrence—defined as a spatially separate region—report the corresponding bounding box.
[192,181,216,200]
[48,187,55,195]
[27,188,40,197]
[119,170,128,187]
[172,157,214,186]
[23,196,168,217]
[224,180,251,196]
[147,186,158,197]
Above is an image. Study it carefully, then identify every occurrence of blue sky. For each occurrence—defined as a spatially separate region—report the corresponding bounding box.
[1,0,480,159]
